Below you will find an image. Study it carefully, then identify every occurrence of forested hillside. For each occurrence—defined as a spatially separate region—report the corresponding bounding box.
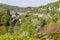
[0,1,60,40]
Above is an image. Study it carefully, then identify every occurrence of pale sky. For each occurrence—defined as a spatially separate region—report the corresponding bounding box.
[0,0,58,7]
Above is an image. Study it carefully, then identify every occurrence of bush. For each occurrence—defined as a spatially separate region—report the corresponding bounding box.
[0,35,40,40]
[0,26,7,35]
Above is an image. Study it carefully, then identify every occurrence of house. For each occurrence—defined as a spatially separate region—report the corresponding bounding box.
[10,10,17,18]
[48,5,53,10]
[57,7,60,11]
[33,13,44,17]
[19,12,26,15]
[10,10,22,25]
[19,19,22,23]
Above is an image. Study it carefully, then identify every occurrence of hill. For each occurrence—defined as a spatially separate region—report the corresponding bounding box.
[0,1,60,40]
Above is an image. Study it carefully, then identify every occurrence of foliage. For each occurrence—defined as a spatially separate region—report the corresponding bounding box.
[0,26,7,35]
[0,35,40,40]
[0,1,60,40]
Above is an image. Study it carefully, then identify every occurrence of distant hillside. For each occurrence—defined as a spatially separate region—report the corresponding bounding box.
[0,3,21,10]
[0,1,60,13]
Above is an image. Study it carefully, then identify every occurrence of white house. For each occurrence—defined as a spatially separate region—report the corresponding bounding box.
[10,10,17,18]
[33,13,45,17]
[48,5,53,10]
[19,19,22,23]
[57,7,60,11]
[17,12,26,15]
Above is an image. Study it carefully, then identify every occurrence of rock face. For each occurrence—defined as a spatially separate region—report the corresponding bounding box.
[37,23,60,38]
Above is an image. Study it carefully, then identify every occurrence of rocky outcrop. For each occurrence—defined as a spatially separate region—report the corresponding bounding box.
[37,22,60,38]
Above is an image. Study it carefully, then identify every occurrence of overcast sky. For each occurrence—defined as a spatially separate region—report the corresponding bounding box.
[0,0,58,7]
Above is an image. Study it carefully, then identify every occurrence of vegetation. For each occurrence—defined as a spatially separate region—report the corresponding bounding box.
[0,1,60,40]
